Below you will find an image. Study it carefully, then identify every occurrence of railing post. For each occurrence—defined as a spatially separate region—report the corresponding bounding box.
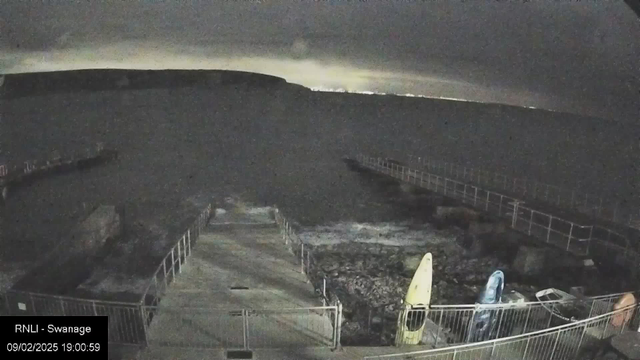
[522,336,532,359]
[187,229,191,257]
[92,301,98,316]
[300,243,305,274]
[474,187,478,206]
[171,249,176,278]
[163,259,168,288]
[522,305,532,334]
[323,278,327,307]
[242,309,249,350]
[549,330,561,359]
[567,223,574,251]
[60,299,65,316]
[601,314,610,339]
[435,310,444,349]
[528,211,534,235]
[153,276,158,299]
[177,241,182,273]
[139,304,149,346]
[493,308,505,340]
[334,302,343,350]
[183,235,187,265]
[498,194,503,216]
[511,201,520,228]
[576,321,589,354]
[547,216,553,243]
[485,192,490,211]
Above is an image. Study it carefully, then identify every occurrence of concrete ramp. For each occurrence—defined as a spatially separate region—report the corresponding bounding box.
[144,208,335,350]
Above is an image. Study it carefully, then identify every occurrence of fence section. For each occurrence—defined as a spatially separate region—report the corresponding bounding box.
[357,155,593,256]
[406,154,640,233]
[143,305,340,350]
[274,208,343,308]
[363,303,640,360]
[274,207,343,348]
[401,154,640,273]
[3,290,146,345]
[2,202,213,346]
[358,292,629,348]
[0,142,111,185]
[139,204,213,309]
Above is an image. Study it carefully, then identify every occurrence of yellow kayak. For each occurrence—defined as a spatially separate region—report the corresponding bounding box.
[395,253,433,346]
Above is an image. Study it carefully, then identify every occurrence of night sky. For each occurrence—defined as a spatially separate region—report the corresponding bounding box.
[1,1,639,121]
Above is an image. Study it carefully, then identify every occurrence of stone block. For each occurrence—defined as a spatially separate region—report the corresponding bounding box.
[512,246,547,276]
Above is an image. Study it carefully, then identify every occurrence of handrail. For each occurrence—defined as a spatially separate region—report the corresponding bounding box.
[429,291,635,309]
[139,203,212,305]
[406,154,640,231]
[4,289,143,307]
[357,154,595,255]
[363,302,640,359]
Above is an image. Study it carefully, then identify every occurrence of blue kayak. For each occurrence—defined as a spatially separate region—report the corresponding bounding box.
[467,270,505,343]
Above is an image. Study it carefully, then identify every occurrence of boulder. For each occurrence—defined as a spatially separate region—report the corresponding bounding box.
[434,206,480,221]
[512,246,547,276]
[421,317,450,348]
[468,221,506,236]
[67,205,122,257]
[402,254,424,275]
[10,205,122,294]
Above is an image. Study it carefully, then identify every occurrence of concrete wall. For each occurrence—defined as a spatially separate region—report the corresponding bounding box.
[11,205,122,294]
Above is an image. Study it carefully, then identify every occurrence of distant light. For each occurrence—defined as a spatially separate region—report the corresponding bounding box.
[310,87,551,112]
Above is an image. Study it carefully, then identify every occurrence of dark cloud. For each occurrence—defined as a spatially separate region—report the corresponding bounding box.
[1,0,638,121]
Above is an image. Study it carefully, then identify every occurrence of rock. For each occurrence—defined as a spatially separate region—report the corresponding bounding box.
[421,318,450,348]
[512,246,547,276]
[402,254,424,274]
[11,205,122,293]
[434,206,480,222]
[468,221,506,236]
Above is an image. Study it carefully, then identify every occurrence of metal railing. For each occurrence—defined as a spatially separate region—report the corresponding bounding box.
[274,208,342,307]
[274,207,343,348]
[2,203,213,346]
[0,142,108,183]
[140,204,213,309]
[358,292,630,348]
[357,155,594,256]
[402,154,640,273]
[406,154,640,233]
[363,303,640,360]
[3,290,147,345]
[143,305,340,349]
